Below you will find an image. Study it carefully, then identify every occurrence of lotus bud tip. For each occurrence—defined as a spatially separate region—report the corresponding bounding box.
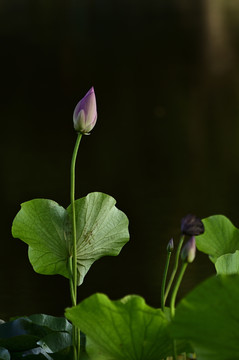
[167,238,174,253]
[73,87,97,135]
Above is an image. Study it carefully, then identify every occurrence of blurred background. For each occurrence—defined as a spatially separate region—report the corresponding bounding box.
[1,0,239,318]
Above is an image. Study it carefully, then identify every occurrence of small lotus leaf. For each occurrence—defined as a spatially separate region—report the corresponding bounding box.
[196,215,239,263]
[215,250,239,274]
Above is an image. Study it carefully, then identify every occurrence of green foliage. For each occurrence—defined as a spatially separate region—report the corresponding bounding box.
[215,250,239,274]
[9,205,239,359]
[12,198,70,279]
[37,332,71,353]
[27,314,72,333]
[65,293,189,360]
[0,318,42,351]
[12,192,129,285]
[196,215,239,263]
[0,314,73,359]
[171,274,239,360]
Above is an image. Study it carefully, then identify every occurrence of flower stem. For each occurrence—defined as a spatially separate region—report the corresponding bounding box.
[170,262,188,360]
[170,262,188,318]
[70,133,82,305]
[68,256,78,359]
[164,235,184,302]
[161,251,172,311]
[70,132,83,359]
[68,256,76,305]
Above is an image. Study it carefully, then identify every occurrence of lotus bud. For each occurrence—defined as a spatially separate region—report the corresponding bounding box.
[181,236,196,263]
[73,87,97,134]
[181,214,204,236]
[167,238,174,253]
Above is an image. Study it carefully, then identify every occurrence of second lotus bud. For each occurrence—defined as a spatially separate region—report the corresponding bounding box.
[167,238,174,253]
[181,236,196,263]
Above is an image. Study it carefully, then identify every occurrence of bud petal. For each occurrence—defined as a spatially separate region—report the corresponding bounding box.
[73,87,97,134]
[181,236,196,263]
[167,238,174,253]
[181,214,204,236]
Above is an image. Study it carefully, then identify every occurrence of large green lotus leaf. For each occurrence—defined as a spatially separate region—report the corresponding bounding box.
[215,250,239,274]
[12,192,129,285]
[196,215,239,263]
[65,293,187,360]
[170,275,239,360]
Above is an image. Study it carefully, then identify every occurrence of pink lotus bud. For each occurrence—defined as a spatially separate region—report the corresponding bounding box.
[73,87,97,134]
[181,236,196,263]
[167,238,174,253]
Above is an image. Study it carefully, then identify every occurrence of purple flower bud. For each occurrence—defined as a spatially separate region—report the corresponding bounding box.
[181,236,196,263]
[181,214,204,236]
[167,238,174,253]
[73,87,97,134]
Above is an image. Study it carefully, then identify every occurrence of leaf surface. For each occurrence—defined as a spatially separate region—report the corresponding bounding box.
[12,192,129,285]
[65,293,187,360]
[12,198,70,278]
[171,275,239,360]
[28,314,72,334]
[69,192,129,284]
[196,215,239,263]
[37,332,71,353]
[0,314,73,359]
[215,250,239,274]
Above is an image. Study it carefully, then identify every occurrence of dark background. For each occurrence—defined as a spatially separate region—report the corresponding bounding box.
[1,0,239,318]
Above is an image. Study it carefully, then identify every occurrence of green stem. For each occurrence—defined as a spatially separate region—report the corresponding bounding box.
[170,262,188,360]
[170,262,188,318]
[68,256,78,360]
[68,256,76,305]
[71,133,82,305]
[173,339,178,360]
[70,133,83,360]
[161,251,172,311]
[164,235,184,302]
